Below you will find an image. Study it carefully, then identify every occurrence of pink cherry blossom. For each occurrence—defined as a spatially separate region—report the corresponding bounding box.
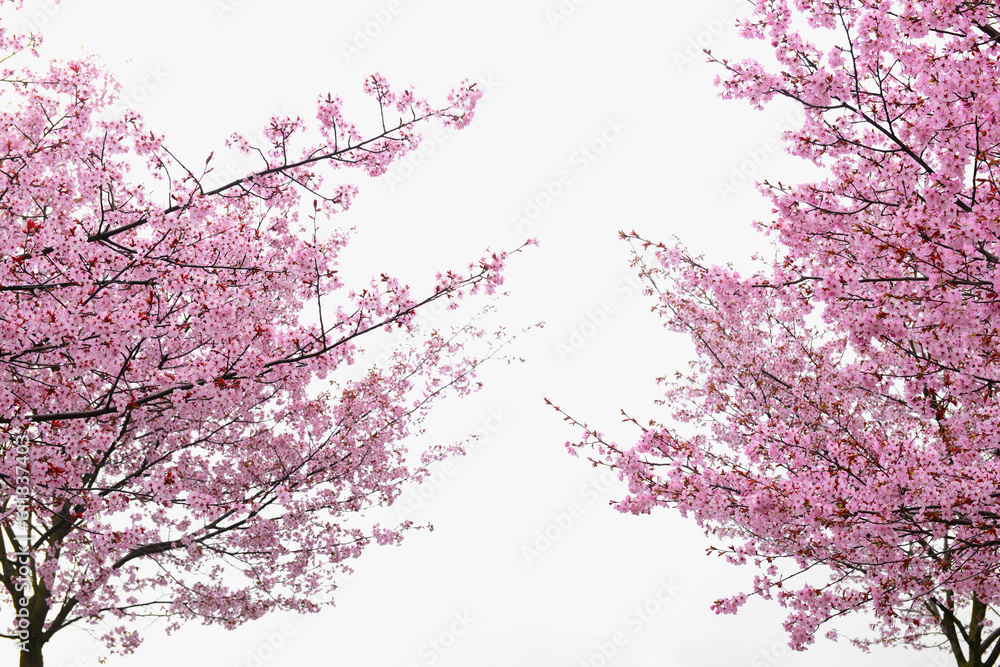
[562,1,1000,664]
[0,6,531,666]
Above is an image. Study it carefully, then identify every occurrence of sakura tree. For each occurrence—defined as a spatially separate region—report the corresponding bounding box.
[560,1,1000,665]
[0,6,527,667]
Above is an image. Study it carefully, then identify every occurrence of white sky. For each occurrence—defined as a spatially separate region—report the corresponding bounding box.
[4,1,946,666]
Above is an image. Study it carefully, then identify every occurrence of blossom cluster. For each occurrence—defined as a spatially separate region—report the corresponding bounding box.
[0,17,516,658]
[568,0,1000,657]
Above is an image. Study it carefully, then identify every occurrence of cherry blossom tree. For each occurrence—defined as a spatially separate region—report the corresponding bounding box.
[559,1,1000,665]
[0,6,528,667]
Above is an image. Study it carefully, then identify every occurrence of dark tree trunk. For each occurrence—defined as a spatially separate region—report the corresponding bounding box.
[18,639,43,667]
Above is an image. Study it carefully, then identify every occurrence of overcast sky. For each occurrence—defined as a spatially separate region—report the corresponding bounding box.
[3,1,947,666]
